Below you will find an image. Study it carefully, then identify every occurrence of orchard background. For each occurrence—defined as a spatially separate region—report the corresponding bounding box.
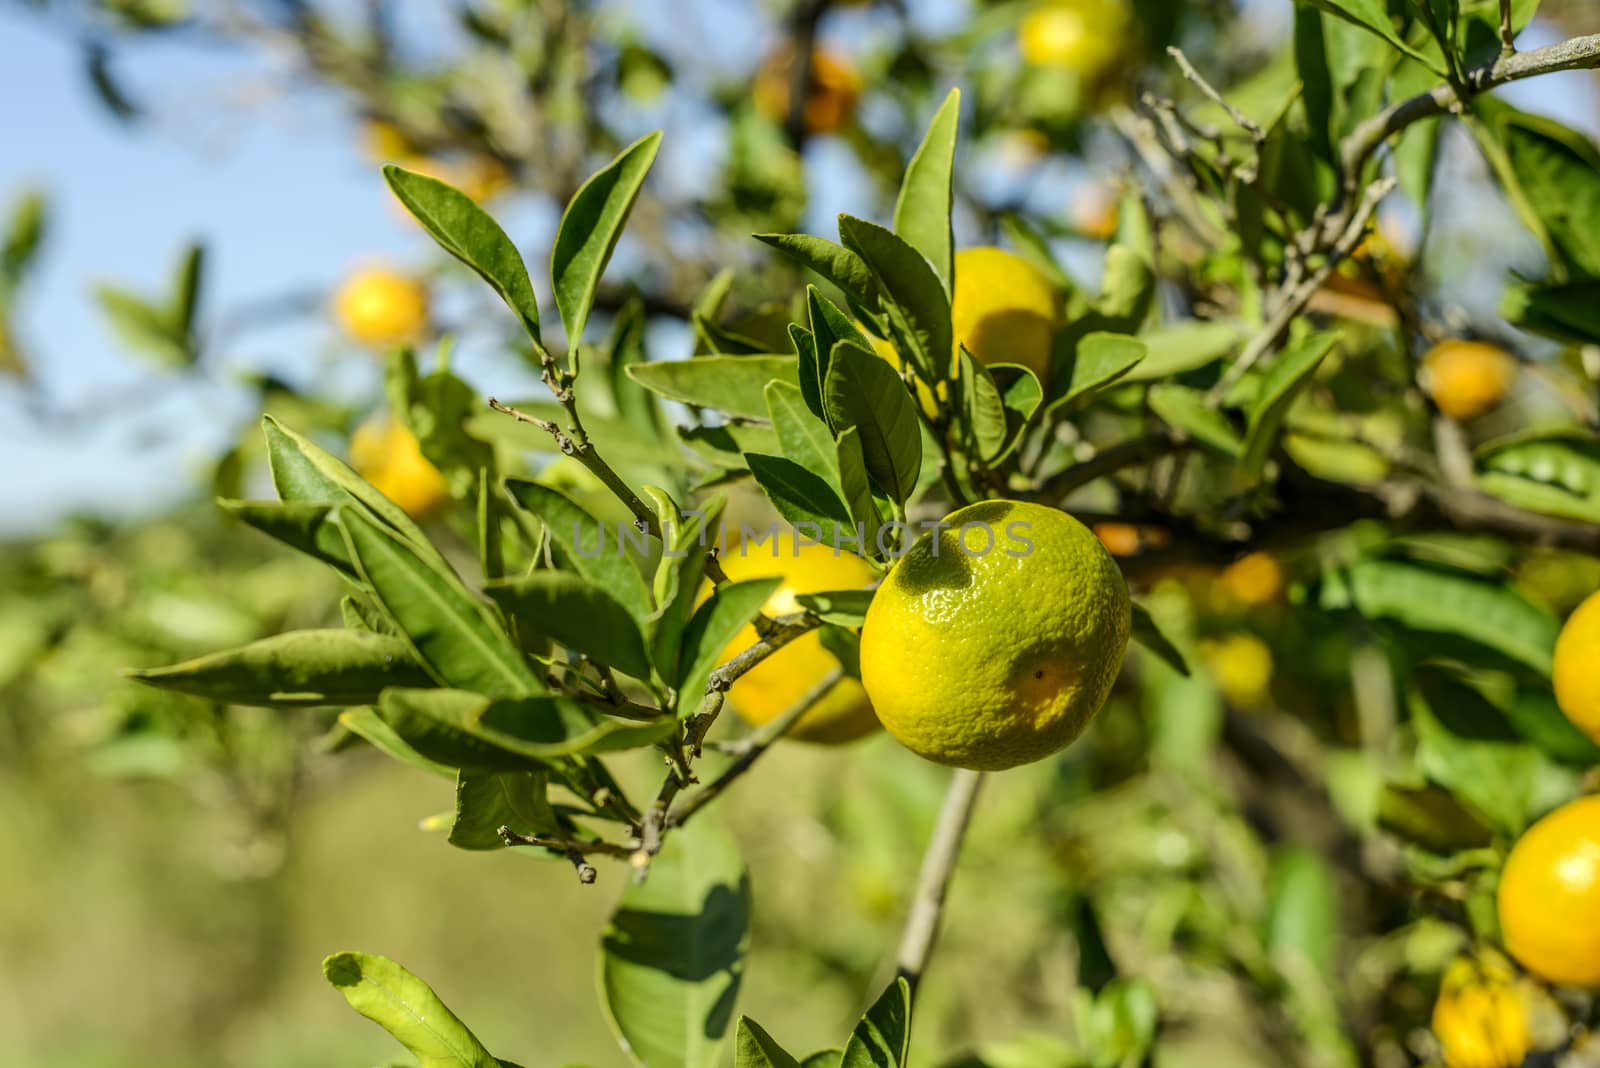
[3,1,1600,1066]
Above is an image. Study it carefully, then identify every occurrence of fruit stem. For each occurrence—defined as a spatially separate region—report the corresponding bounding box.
[895,767,985,995]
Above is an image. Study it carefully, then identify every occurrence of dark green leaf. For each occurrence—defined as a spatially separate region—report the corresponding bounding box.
[609,297,664,434]
[824,341,923,504]
[171,241,204,338]
[486,572,653,681]
[960,347,1009,463]
[338,508,541,698]
[754,233,878,308]
[841,978,911,1068]
[338,707,455,779]
[745,454,854,552]
[1491,108,1600,278]
[675,578,782,717]
[219,498,358,581]
[833,426,884,559]
[553,132,661,348]
[1130,603,1189,677]
[788,323,826,421]
[1301,0,1443,68]
[379,688,671,768]
[323,951,499,1068]
[767,380,839,484]
[626,355,799,420]
[893,88,960,294]
[1500,277,1600,346]
[646,488,724,681]
[736,1018,801,1068]
[1241,331,1339,475]
[95,283,189,368]
[600,819,750,1068]
[794,588,875,627]
[503,479,654,622]
[799,1054,843,1068]
[384,164,542,344]
[1148,384,1243,458]
[1052,332,1146,413]
[447,770,559,851]
[1507,690,1600,766]
[837,215,952,387]
[126,629,431,707]
[1475,428,1600,524]
[1,188,46,288]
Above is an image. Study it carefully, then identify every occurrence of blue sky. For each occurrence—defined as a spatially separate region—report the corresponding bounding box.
[0,2,1595,538]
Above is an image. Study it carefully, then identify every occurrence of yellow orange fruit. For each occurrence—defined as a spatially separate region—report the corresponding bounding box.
[1218,552,1284,607]
[349,417,450,519]
[334,267,430,348]
[716,533,881,744]
[753,47,862,135]
[952,247,1058,384]
[1422,340,1517,421]
[1092,522,1141,557]
[1200,633,1273,707]
[860,500,1130,770]
[1018,0,1127,78]
[1498,794,1600,988]
[1554,590,1600,745]
[1431,954,1532,1068]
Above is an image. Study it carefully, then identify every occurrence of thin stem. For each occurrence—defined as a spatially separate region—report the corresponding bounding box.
[896,767,984,995]
[1166,46,1263,143]
[666,668,843,828]
[1034,433,1186,504]
[1498,0,1516,58]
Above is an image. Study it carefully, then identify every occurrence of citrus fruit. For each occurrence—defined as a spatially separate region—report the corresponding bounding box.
[1200,633,1273,707]
[716,532,881,745]
[1018,0,1127,78]
[953,247,1058,384]
[1422,340,1517,421]
[1092,522,1141,557]
[334,267,430,348]
[1554,590,1600,744]
[860,500,1130,770]
[1217,551,1283,607]
[753,47,862,135]
[1431,954,1531,1068]
[1498,794,1600,988]
[349,416,450,519]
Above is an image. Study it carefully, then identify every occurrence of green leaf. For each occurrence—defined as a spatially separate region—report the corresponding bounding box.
[987,364,1044,464]
[893,88,959,295]
[262,416,450,575]
[379,688,672,768]
[788,324,826,422]
[1302,0,1444,69]
[793,589,875,627]
[754,233,878,308]
[840,978,911,1068]
[833,427,884,559]
[997,212,1075,294]
[745,454,854,552]
[1492,109,1600,279]
[1241,331,1339,475]
[503,479,653,622]
[960,347,1009,463]
[323,951,499,1068]
[767,380,839,484]
[646,488,724,681]
[1,188,46,289]
[626,355,800,421]
[679,424,782,469]
[1130,603,1189,677]
[600,819,750,1068]
[552,132,661,349]
[1087,246,1155,333]
[486,572,653,681]
[1507,690,1600,766]
[338,508,541,698]
[1266,848,1338,980]
[1322,558,1557,675]
[1123,321,1241,382]
[674,578,782,717]
[219,498,359,581]
[1148,384,1243,458]
[1411,689,1549,835]
[824,341,923,504]
[447,770,559,851]
[837,214,952,386]
[1050,332,1146,413]
[170,241,204,338]
[339,706,455,779]
[799,1054,843,1068]
[384,164,542,344]
[609,297,665,435]
[126,629,431,707]
[1500,277,1600,346]
[95,283,189,368]
[735,1018,801,1068]
[1475,429,1600,524]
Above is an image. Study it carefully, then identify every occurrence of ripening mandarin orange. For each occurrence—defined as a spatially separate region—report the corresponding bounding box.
[1218,552,1284,607]
[1093,522,1141,557]
[1018,0,1128,78]
[1200,633,1274,707]
[334,267,430,348]
[1431,954,1531,1068]
[752,47,862,135]
[349,417,450,519]
[714,533,881,745]
[1498,795,1600,988]
[861,500,1129,770]
[1423,340,1517,421]
[1554,590,1600,745]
